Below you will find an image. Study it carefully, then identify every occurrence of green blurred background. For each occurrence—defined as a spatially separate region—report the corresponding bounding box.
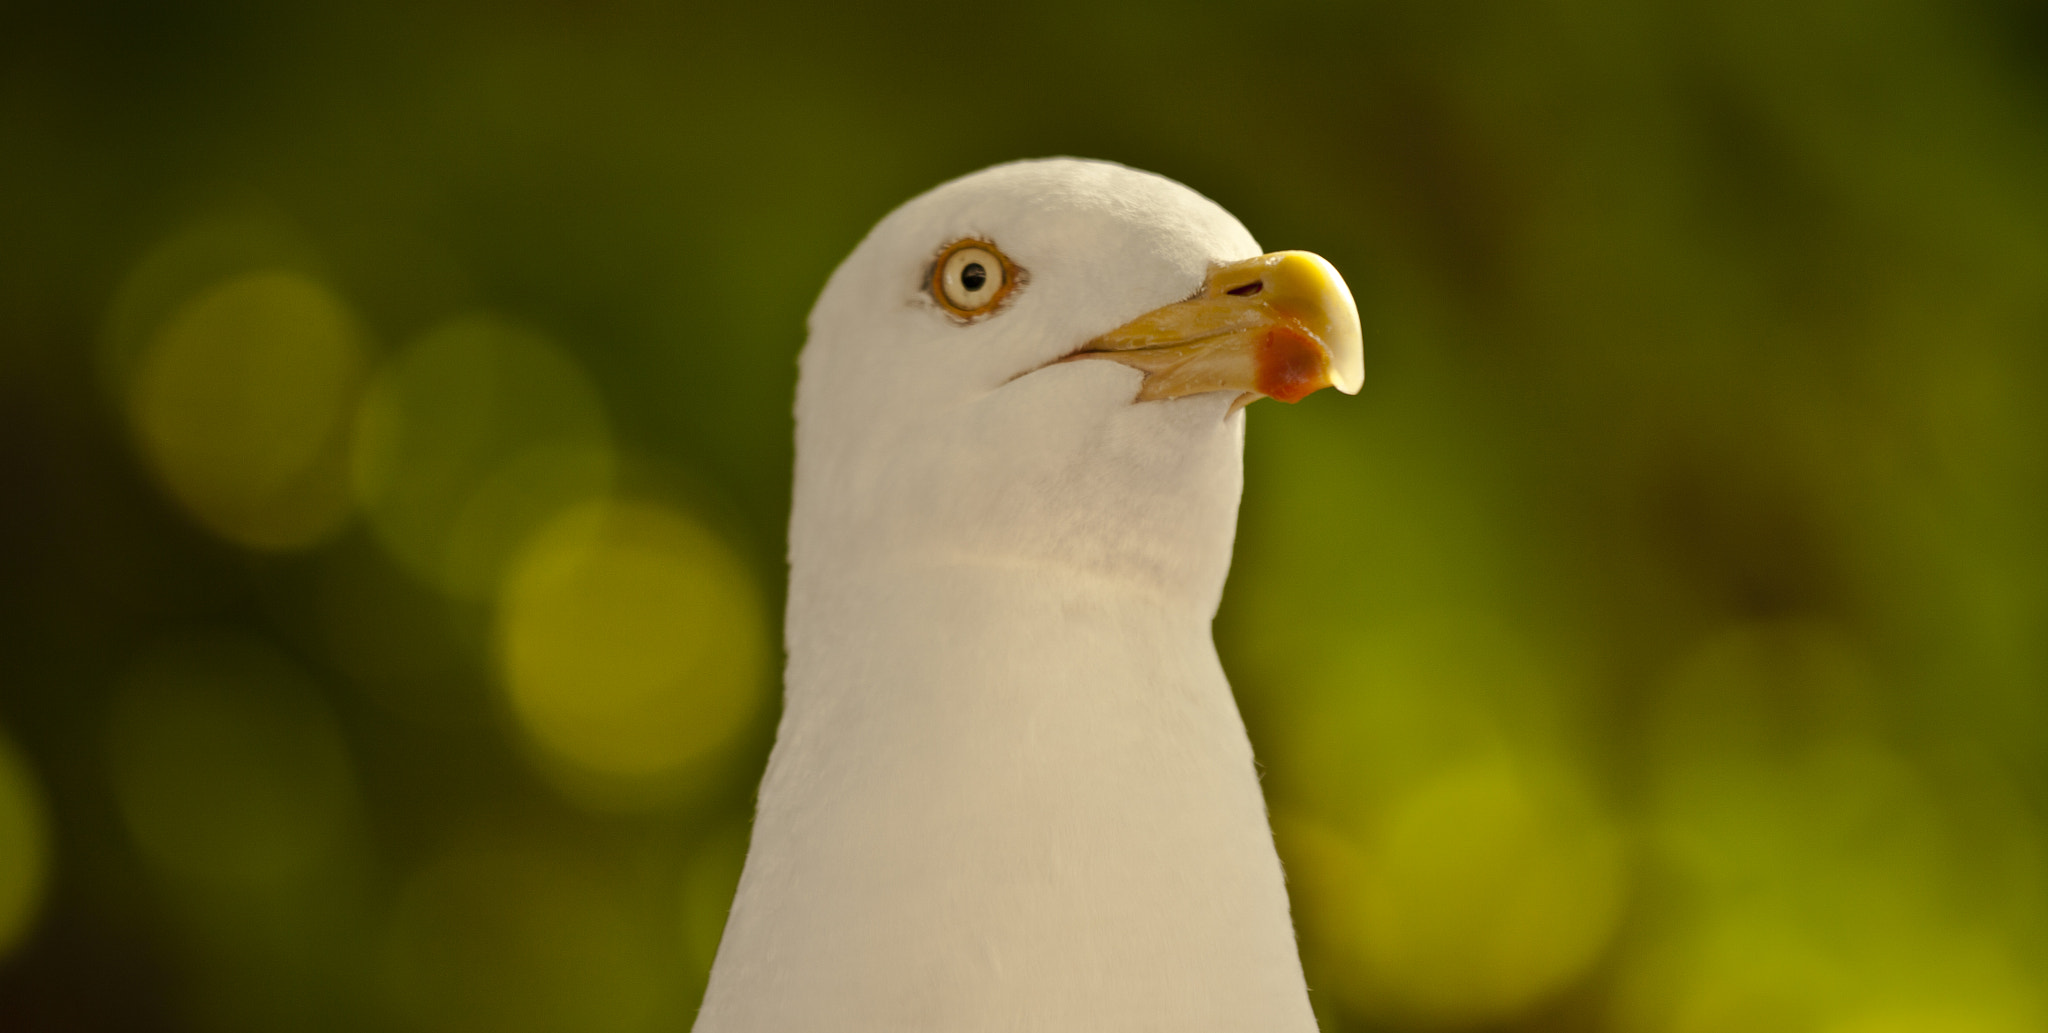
[3,0,2046,1029]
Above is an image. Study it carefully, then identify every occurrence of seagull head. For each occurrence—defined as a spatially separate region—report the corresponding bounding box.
[792,158,1361,607]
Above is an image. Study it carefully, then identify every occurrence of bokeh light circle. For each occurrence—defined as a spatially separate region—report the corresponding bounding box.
[126,270,368,550]
[106,634,360,891]
[1273,614,1630,1027]
[352,314,614,600]
[1367,760,1626,1022]
[100,215,322,401]
[0,728,51,958]
[496,499,765,800]
[1282,758,1628,1028]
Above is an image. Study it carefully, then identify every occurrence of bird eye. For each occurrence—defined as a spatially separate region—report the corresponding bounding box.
[932,240,1015,318]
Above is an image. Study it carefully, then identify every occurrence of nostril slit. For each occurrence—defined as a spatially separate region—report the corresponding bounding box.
[1227,281,1264,297]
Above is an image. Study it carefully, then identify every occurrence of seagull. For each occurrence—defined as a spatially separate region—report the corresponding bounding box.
[694,158,1363,1032]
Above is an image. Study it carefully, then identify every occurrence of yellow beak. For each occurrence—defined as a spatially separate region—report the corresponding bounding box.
[1066,251,1363,406]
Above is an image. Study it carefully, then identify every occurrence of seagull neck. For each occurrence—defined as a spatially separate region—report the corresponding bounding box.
[807,551,1212,613]
[785,553,1220,702]
[709,550,1317,1031]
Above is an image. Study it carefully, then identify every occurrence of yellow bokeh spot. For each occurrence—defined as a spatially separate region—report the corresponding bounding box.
[379,835,664,1033]
[1366,760,1627,1022]
[126,270,367,550]
[1272,611,1628,1026]
[352,314,614,599]
[497,500,765,801]
[0,729,50,958]
[1281,758,1628,1028]
[106,634,358,890]
[100,215,320,401]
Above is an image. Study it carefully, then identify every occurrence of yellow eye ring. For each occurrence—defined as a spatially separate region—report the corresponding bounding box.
[930,239,1020,319]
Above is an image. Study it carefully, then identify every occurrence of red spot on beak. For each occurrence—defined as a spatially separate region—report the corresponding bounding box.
[1255,323,1330,403]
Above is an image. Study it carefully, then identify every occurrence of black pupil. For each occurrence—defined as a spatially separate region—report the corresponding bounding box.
[960,262,987,291]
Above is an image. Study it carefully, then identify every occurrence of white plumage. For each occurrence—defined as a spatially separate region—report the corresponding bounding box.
[695,158,1345,1032]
